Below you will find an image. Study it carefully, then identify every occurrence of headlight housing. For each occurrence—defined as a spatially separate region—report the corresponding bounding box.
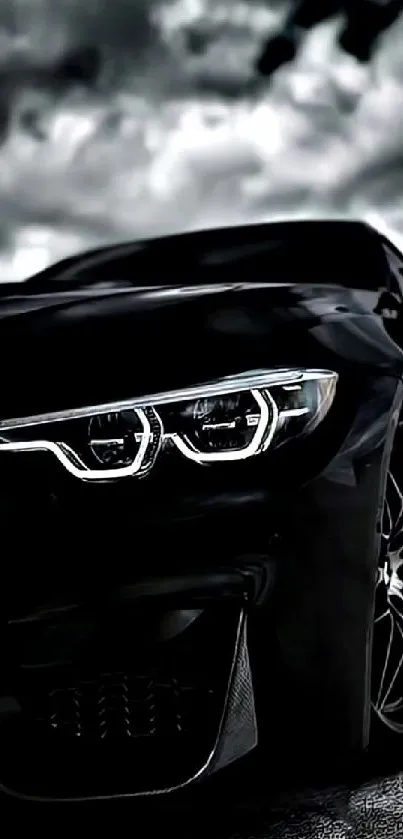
[0,368,337,482]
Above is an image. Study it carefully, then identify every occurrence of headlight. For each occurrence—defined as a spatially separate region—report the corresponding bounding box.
[0,368,337,482]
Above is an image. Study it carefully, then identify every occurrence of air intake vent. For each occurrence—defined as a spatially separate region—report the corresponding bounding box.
[30,669,215,744]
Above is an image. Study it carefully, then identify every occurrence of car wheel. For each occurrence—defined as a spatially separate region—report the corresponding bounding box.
[372,423,403,735]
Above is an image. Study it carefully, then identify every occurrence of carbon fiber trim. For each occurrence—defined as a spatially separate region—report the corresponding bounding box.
[204,608,257,778]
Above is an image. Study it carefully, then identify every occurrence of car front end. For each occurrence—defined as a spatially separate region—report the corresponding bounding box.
[0,220,402,801]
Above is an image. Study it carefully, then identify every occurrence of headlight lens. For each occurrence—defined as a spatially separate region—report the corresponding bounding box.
[161,389,275,463]
[0,368,337,481]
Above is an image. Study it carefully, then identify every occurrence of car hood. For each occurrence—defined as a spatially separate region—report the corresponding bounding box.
[0,219,401,422]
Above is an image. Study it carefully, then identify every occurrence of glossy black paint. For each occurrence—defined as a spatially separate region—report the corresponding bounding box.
[1,219,403,797]
[252,373,402,771]
[0,220,402,421]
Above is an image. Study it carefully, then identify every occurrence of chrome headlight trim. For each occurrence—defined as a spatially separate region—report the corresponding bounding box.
[0,369,332,431]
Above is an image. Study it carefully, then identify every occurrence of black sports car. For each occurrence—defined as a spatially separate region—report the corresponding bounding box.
[0,219,403,803]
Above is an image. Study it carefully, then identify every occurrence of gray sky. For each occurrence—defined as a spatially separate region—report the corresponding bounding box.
[0,0,403,280]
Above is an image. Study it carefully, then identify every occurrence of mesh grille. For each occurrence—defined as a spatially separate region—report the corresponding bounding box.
[28,670,215,743]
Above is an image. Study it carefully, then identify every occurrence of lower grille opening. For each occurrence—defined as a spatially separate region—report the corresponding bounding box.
[34,670,214,744]
[0,600,249,800]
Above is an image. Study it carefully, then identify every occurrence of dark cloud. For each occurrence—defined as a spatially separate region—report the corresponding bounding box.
[0,2,403,279]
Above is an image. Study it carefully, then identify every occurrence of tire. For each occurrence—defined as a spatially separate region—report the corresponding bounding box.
[372,425,403,734]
